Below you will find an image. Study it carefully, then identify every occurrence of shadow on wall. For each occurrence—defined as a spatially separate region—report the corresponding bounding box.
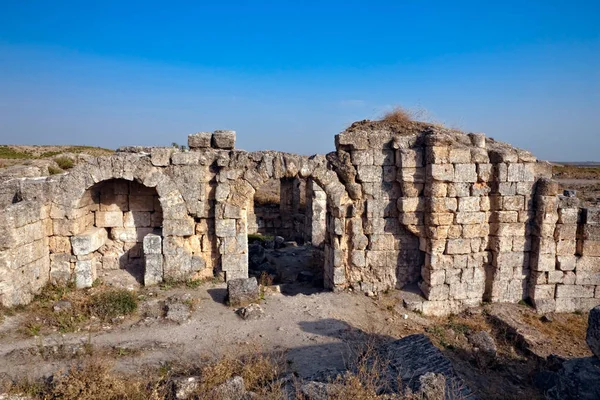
[84,179,163,284]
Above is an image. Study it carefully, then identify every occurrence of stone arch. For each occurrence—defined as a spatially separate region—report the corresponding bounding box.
[48,155,190,288]
[215,151,352,289]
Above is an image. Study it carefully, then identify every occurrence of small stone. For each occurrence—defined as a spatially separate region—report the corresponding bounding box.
[52,300,72,313]
[165,303,191,324]
[236,303,265,320]
[541,314,553,323]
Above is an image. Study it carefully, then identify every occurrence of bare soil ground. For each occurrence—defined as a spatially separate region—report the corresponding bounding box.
[0,247,591,399]
[553,164,600,206]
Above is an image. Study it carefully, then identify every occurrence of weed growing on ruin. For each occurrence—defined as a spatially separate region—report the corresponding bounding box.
[382,107,413,127]
[48,165,63,175]
[54,156,74,169]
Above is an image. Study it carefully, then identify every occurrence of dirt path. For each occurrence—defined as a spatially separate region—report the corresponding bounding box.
[0,284,419,381]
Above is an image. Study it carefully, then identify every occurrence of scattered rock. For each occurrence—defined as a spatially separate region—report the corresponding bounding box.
[546,357,600,400]
[227,278,260,307]
[417,372,447,400]
[212,376,246,400]
[236,303,265,320]
[274,236,285,248]
[375,334,475,398]
[165,303,191,324]
[468,331,497,357]
[172,376,199,399]
[248,244,266,267]
[300,381,337,400]
[586,306,600,359]
[52,300,72,313]
[541,314,553,323]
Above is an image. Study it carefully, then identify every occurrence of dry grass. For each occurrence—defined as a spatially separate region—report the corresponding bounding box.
[17,284,138,336]
[382,107,413,127]
[553,165,600,180]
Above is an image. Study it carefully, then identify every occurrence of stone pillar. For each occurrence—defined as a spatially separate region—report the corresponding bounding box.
[143,233,163,286]
[215,178,248,281]
[305,179,327,247]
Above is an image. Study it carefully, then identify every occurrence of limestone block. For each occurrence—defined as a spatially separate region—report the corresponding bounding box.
[71,228,108,256]
[453,164,477,183]
[455,212,486,225]
[53,214,94,237]
[123,211,152,228]
[144,253,163,286]
[396,149,423,168]
[554,224,577,241]
[351,150,373,165]
[100,193,128,211]
[188,132,212,149]
[458,197,480,212]
[584,208,600,224]
[351,250,366,267]
[50,253,72,285]
[548,270,564,284]
[531,284,556,300]
[503,196,525,211]
[531,253,556,272]
[583,225,600,241]
[129,195,155,212]
[397,167,425,183]
[424,182,447,197]
[426,213,454,226]
[448,148,471,164]
[163,218,195,236]
[143,233,162,255]
[150,148,173,166]
[397,197,424,213]
[425,146,449,164]
[582,241,600,257]
[576,270,600,285]
[462,224,489,238]
[427,164,454,182]
[447,182,471,197]
[49,236,71,254]
[215,219,237,238]
[419,282,449,301]
[556,240,576,256]
[75,257,97,288]
[212,130,236,149]
[95,211,124,228]
[335,131,368,150]
[555,284,595,299]
[422,267,445,286]
[373,149,394,166]
[357,166,380,183]
[489,222,526,237]
[171,152,200,165]
[446,239,472,255]
[471,148,489,163]
[557,255,577,271]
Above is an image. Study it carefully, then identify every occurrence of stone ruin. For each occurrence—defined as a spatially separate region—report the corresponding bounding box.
[1,122,599,316]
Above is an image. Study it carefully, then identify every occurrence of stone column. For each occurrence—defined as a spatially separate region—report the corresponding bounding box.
[305,179,327,247]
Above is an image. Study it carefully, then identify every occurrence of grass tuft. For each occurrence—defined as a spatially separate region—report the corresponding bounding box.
[54,156,75,169]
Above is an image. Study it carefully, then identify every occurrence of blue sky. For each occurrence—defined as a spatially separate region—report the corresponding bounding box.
[0,1,598,160]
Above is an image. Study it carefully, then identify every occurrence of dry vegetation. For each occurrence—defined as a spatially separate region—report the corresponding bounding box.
[16,283,138,337]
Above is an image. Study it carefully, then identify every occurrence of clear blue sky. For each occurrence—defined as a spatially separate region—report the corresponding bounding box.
[0,1,598,160]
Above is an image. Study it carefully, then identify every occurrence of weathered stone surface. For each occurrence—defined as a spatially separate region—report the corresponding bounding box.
[188,132,212,149]
[212,130,236,149]
[71,228,108,256]
[227,277,259,307]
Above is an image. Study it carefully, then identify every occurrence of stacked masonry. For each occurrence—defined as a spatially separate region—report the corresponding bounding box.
[0,122,599,316]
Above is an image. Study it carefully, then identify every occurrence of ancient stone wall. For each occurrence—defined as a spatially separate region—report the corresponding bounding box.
[0,123,599,315]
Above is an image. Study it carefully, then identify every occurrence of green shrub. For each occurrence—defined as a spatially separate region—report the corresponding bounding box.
[54,156,74,170]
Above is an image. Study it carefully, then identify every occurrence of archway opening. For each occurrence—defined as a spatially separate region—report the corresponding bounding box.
[247,177,327,295]
[78,179,162,288]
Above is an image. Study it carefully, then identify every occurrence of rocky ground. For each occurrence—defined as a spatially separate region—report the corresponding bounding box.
[553,164,600,207]
[0,145,114,183]
[0,246,594,399]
